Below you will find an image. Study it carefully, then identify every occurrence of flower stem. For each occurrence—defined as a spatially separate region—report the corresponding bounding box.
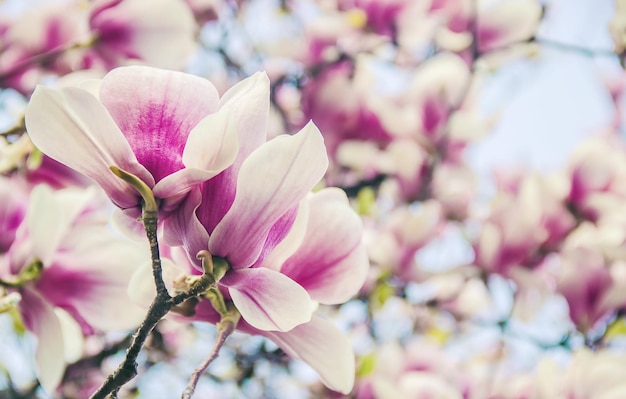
[181,307,240,399]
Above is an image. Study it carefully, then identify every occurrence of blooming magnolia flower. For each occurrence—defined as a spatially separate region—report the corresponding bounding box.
[165,71,368,329]
[0,184,147,393]
[25,65,242,223]
[124,73,367,393]
[134,187,368,393]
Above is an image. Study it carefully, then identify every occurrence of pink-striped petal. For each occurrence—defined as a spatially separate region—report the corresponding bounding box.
[195,72,271,234]
[25,85,153,209]
[259,197,311,272]
[281,188,368,304]
[161,187,208,269]
[99,66,219,183]
[152,108,240,210]
[263,316,356,394]
[221,267,314,332]
[209,122,328,269]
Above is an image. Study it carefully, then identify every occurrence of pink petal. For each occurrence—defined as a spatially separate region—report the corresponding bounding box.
[151,108,240,209]
[281,188,368,304]
[260,197,311,272]
[25,85,153,209]
[99,66,219,183]
[250,204,299,269]
[221,267,313,332]
[263,316,356,394]
[161,187,208,270]
[195,72,270,235]
[19,289,65,394]
[209,122,328,269]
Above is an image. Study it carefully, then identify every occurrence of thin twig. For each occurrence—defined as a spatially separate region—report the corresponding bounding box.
[181,310,239,399]
[534,37,617,58]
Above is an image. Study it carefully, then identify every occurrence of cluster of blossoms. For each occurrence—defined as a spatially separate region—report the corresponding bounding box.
[1,0,626,398]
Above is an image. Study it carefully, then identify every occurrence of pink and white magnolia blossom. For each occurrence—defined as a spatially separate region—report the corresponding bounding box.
[0,184,147,393]
[135,186,368,393]
[102,69,369,393]
[25,65,242,223]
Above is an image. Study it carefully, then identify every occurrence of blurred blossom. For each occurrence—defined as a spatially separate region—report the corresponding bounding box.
[557,237,626,332]
[367,201,445,282]
[0,3,86,94]
[0,175,28,253]
[433,0,542,55]
[0,184,147,394]
[431,162,476,219]
[355,339,465,399]
[0,0,196,94]
[474,173,575,276]
[85,0,197,71]
[301,59,394,156]
[567,135,626,221]
[611,0,626,63]
[522,349,626,398]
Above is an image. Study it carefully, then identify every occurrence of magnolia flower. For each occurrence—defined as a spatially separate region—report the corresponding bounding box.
[130,74,366,393]
[0,184,147,393]
[135,187,368,393]
[25,65,241,223]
